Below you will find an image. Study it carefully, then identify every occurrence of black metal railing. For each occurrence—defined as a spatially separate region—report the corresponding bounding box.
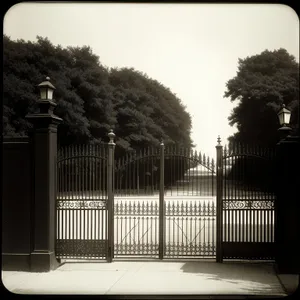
[55,134,277,262]
[114,146,216,197]
[114,198,216,258]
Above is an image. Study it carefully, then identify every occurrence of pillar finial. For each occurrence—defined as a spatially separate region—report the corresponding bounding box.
[108,129,115,145]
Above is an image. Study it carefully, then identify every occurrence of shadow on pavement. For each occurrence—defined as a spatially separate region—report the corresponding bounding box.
[180,261,284,295]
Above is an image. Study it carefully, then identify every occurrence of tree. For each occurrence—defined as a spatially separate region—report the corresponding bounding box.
[224,48,299,147]
[3,35,193,155]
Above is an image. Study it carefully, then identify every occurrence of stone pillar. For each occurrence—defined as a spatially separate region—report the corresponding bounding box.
[275,135,300,274]
[26,77,63,272]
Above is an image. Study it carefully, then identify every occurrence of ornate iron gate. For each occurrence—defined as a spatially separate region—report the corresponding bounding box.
[56,144,108,260]
[113,143,216,259]
[216,138,276,261]
[56,136,116,261]
[56,131,276,262]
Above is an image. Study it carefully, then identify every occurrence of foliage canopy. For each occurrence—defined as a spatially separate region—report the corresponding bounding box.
[3,35,193,155]
[224,48,299,147]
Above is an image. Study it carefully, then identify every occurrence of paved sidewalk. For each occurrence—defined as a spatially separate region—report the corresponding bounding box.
[2,261,288,296]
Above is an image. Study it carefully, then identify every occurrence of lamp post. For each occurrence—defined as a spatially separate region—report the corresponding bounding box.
[277,104,292,140]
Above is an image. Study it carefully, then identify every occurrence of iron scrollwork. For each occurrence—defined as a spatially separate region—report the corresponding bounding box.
[57,200,107,209]
[223,200,274,210]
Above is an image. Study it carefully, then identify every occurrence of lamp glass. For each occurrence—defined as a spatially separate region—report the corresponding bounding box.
[278,110,291,126]
[278,112,283,126]
[48,89,54,100]
[40,87,47,100]
[284,111,291,125]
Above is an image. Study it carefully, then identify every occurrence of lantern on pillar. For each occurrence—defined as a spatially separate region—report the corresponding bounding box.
[38,77,56,100]
[277,104,292,140]
[277,104,291,127]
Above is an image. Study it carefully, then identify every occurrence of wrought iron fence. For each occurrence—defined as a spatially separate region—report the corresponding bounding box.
[165,199,216,258]
[222,199,275,243]
[57,144,108,197]
[114,148,160,196]
[55,135,277,262]
[114,146,216,197]
[114,198,216,259]
[164,147,215,196]
[114,199,159,258]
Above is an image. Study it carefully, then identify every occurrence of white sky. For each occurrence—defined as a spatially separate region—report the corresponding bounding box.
[3,3,299,158]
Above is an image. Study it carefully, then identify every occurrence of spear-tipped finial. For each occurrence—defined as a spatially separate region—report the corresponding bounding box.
[160,138,164,146]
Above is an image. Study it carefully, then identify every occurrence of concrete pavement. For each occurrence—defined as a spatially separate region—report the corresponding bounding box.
[1,261,292,296]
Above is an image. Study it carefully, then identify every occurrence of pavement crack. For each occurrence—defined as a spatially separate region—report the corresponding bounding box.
[103,270,128,295]
[104,263,145,294]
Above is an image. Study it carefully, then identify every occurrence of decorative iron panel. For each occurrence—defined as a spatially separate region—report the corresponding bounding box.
[56,239,107,259]
[57,199,107,209]
[165,200,216,258]
[114,200,159,258]
[223,199,274,210]
[114,199,216,259]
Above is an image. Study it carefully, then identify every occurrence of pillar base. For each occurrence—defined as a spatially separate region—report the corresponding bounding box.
[30,251,61,272]
[2,254,31,271]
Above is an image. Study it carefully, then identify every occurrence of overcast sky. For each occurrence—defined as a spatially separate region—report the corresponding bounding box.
[4,3,299,158]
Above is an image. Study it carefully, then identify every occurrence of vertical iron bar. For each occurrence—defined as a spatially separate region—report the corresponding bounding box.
[71,150,75,246]
[190,214,192,256]
[223,151,227,243]
[69,146,74,244]
[194,207,197,255]
[133,153,136,195]
[120,208,123,256]
[212,159,214,197]
[159,140,165,259]
[141,213,144,255]
[107,130,115,262]
[56,160,60,255]
[268,201,271,244]
[216,136,223,262]
[137,156,140,196]
[176,148,179,196]
[168,205,171,256]
[212,203,215,256]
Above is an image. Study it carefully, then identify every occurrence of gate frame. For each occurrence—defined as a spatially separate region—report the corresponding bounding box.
[216,137,276,261]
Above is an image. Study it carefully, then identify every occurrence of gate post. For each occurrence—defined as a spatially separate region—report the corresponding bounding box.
[159,140,165,259]
[107,129,115,262]
[26,77,62,272]
[216,136,223,263]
